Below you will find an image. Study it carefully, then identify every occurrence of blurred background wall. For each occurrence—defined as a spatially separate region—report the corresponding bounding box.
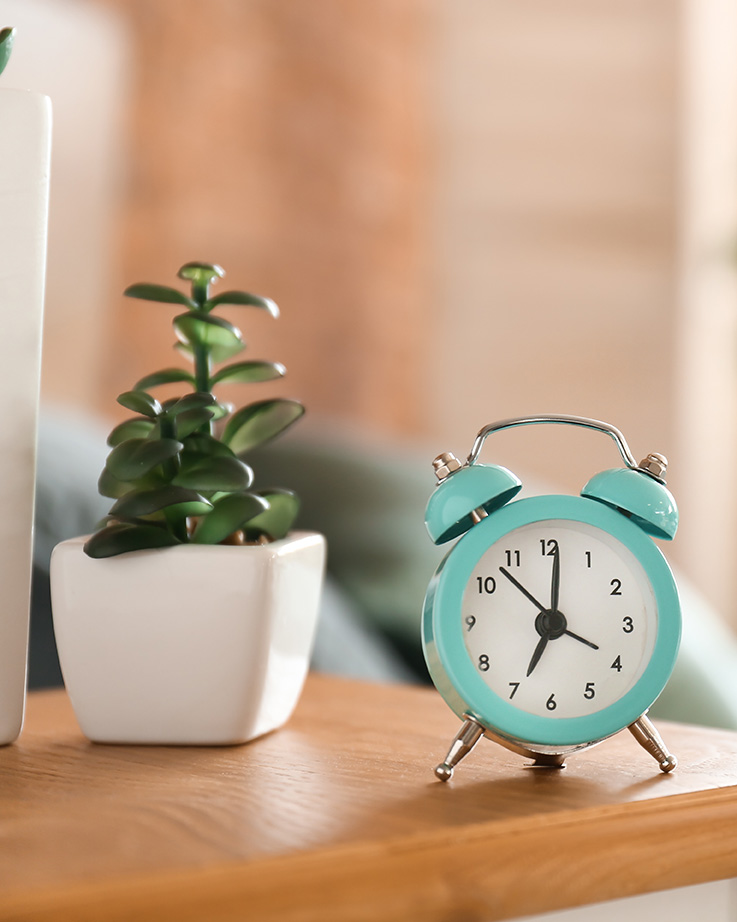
[5,0,737,623]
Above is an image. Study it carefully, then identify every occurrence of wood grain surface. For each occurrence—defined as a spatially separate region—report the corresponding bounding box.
[1,675,737,921]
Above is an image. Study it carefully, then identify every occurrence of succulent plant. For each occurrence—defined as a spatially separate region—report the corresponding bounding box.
[84,261,304,558]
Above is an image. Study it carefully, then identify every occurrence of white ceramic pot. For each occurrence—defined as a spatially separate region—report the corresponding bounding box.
[50,531,326,745]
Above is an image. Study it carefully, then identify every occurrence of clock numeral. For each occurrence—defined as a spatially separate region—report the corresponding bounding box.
[478,654,490,672]
[504,550,521,567]
[584,682,596,699]
[476,576,497,595]
[585,551,592,568]
[611,655,623,672]
[465,615,476,631]
[546,693,557,711]
[622,617,634,634]
[610,578,623,596]
[508,682,520,699]
[539,539,559,557]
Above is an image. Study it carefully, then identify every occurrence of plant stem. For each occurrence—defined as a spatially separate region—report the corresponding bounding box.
[193,343,210,393]
[192,278,209,308]
[193,343,214,436]
[158,414,181,482]
[158,413,188,543]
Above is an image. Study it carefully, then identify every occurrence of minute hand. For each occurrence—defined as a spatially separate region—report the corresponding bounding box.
[499,567,546,612]
[551,545,560,611]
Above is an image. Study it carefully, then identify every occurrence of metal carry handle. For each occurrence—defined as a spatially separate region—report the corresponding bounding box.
[466,414,639,470]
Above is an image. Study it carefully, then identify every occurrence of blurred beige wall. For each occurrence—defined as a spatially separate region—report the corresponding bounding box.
[2,0,127,413]
[21,0,737,619]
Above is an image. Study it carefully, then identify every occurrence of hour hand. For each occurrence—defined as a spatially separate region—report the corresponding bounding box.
[564,629,599,650]
[527,634,549,677]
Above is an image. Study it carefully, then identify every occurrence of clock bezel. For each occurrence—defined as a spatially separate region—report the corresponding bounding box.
[422,494,681,747]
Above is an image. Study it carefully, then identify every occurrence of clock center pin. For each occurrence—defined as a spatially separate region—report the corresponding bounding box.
[536,609,567,639]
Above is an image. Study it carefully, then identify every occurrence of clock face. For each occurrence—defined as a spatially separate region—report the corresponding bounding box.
[461,519,657,720]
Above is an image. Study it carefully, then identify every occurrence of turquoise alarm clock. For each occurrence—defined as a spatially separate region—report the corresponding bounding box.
[422,415,681,780]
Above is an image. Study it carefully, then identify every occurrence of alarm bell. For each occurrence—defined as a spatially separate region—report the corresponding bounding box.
[425,457,521,545]
[581,463,678,540]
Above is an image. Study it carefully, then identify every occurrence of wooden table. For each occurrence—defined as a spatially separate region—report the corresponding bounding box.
[2,675,737,921]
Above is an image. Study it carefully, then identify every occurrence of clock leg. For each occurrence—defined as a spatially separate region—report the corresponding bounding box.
[628,714,677,772]
[434,716,485,781]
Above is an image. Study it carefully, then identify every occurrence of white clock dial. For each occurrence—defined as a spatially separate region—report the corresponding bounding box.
[462,519,657,719]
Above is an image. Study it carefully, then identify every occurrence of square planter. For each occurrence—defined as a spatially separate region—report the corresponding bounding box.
[50,531,325,745]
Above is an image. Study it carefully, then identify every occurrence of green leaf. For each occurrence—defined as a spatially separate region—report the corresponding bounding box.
[124,283,196,309]
[166,392,217,416]
[98,468,131,499]
[110,486,212,519]
[222,399,305,455]
[173,456,254,492]
[174,408,215,439]
[181,435,238,459]
[134,368,195,390]
[174,313,243,351]
[0,27,15,77]
[177,262,224,284]
[98,466,166,499]
[204,290,279,318]
[191,493,269,545]
[210,361,286,386]
[243,489,300,540]
[211,402,231,421]
[117,390,162,419]
[84,523,180,559]
[107,417,156,447]
[106,437,183,482]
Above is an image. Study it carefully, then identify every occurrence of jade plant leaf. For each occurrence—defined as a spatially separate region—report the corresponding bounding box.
[98,467,163,499]
[166,392,217,415]
[181,434,238,460]
[106,437,183,482]
[222,399,305,455]
[191,493,269,545]
[0,27,15,77]
[174,313,243,350]
[110,486,212,519]
[107,417,156,447]
[124,283,196,309]
[243,489,300,541]
[178,262,224,284]
[174,408,216,439]
[210,361,286,386]
[134,368,195,390]
[117,390,162,419]
[84,522,181,558]
[173,456,254,492]
[204,290,279,318]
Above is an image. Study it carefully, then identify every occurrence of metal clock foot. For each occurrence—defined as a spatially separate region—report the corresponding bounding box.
[434,716,485,781]
[628,714,677,772]
[527,754,566,769]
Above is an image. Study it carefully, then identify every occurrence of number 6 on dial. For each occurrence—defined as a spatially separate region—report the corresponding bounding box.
[422,415,681,780]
